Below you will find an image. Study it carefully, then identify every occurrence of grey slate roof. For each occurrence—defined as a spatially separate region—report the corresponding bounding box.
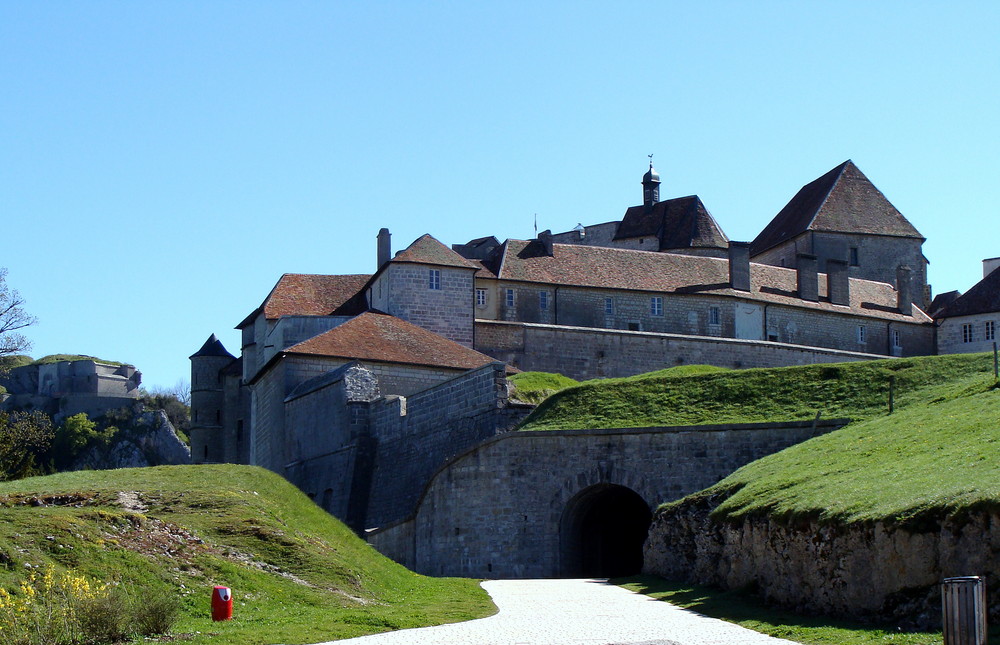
[934,269,1000,319]
[615,195,729,252]
[750,161,923,256]
[190,334,235,359]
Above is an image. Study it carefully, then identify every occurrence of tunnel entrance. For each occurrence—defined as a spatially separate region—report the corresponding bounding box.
[559,483,652,578]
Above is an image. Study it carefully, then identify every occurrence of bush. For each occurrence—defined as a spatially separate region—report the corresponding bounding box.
[130,586,180,636]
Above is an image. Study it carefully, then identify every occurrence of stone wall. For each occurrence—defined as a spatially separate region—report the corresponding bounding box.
[938,314,999,355]
[644,500,1000,628]
[368,419,846,577]
[376,263,476,347]
[475,320,910,381]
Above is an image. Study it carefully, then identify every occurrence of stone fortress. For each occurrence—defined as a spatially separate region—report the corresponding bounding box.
[0,358,142,420]
[191,159,1000,577]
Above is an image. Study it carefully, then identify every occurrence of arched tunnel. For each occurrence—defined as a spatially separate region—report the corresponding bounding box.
[559,483,652,578]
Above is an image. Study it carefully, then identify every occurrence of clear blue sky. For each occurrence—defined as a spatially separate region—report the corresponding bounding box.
[3,2,998,391]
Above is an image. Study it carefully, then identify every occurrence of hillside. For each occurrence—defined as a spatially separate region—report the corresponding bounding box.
[0,465,493,644]
[518,353,995,431]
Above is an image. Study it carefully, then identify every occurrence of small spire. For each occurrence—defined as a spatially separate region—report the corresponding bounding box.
[642,155,660,206]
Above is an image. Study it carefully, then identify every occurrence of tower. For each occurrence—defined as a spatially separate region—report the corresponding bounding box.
[642,156,660,206]
[189,334,236,464]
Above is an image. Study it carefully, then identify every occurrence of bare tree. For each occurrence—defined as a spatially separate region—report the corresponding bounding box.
[0,268,36,357]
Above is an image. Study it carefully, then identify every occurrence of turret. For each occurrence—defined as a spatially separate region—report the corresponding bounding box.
[189,334,236,464]
[642,158,660,206]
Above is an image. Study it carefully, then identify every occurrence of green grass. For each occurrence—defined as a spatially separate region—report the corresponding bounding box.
[508,371,579,404]
[666,374,1000,527]
[615,575,963,644]
[0,465,494,644]
[518,353,996,431]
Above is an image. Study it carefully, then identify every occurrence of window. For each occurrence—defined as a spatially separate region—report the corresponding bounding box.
[429,269,441,290]
[962,323,974,343]
[986,321,995,341]
[476,289,486,307]
[849,247,859,266]
[892,329,901,348]
[605,297,614,315]
[650,297,663,316]
[857,325,866,344]
[505,289,515,308]
[709,306,721,326]
[539,291,548,310]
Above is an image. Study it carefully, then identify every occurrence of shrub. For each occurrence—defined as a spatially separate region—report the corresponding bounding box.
[130,585,181,636]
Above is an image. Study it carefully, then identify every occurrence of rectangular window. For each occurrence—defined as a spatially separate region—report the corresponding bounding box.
[605,297,614,315]
[709,306,721,326]
[539,291,548,310]
[505,289,515,308]
[986,321,995,341]
[429,269,441,290]
[849,247,859,266]
[857,325,866,343]
[651,297,663,316]
[962,323,974,343]
[476,289,486,307]
[892,329,901,348]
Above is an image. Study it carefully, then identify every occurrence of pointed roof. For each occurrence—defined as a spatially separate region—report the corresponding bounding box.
[615,195,729,252]
[390,234,479,269]
[237,273,371,328]
[190,334,235,359]
[285,312,502,370]
[934,269,1000,319]
[750,161,923,256]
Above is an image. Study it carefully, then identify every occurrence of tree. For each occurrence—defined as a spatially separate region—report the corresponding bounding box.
[0,410,53,480]
[0,268,37,358]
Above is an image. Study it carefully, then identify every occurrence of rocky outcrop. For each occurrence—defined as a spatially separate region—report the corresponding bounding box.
[644,495,1000,629]
[75,410,191,470]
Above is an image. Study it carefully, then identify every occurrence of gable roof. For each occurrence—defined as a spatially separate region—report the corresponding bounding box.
[487,240,930,323]
[390,234,479,269]
[238,274,371,328]
[285,312,503,370]
[935,269,1000,319]
[615,195,729,251]
[750,160,923,256]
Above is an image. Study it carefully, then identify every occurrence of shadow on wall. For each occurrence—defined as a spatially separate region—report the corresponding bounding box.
[559,483,652,578]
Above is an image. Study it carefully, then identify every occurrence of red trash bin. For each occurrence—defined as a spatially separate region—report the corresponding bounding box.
[211,586,233,621]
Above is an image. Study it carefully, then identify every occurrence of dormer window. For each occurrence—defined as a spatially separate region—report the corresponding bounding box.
[429,269,441,290]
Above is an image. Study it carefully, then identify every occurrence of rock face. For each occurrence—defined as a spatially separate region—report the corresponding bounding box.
[75,410,191,470]
[643,496,1000,629]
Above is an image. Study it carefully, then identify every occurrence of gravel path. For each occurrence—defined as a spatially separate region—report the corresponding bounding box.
[313,578,800,645]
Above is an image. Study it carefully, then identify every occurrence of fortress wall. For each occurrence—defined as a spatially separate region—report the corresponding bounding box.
[475,321,916,381]
[369,419,846,577]
[386,264,475,346]
[364,362,514,529]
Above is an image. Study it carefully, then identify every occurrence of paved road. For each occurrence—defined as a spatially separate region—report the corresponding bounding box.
[314,579,800,645]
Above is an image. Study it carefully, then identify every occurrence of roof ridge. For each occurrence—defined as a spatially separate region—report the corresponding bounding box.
[805,159,851,232]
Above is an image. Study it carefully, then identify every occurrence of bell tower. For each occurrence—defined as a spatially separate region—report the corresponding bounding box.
[642,154,660,206]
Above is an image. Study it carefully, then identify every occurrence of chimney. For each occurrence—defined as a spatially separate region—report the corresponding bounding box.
[796,253,819,302]
[983,257,1000,278]
[728,242,751,292]
[896,265,913,315]
[377,228,391,269]
[538,229,554,256]
[827,259,850,306]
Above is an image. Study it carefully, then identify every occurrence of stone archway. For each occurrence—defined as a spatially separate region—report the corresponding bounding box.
[559,483,652,578]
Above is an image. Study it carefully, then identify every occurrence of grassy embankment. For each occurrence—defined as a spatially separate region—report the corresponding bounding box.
[0,465,494,645]
[517,353,1000,644]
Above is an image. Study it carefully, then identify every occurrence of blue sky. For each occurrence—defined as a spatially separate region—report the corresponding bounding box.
[3,2,999,390]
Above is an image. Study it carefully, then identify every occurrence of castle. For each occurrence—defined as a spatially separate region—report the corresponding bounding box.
[192,159,974,544]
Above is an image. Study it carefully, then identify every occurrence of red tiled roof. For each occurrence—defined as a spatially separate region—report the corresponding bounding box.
[490,240,930,323]
[751,160,923,256]
[285,312,502,370]
[239,274,371,327]
[391,234,480,269]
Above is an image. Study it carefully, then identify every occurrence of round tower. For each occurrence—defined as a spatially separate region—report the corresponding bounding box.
[642,158,660,206]
[189,334,236,464]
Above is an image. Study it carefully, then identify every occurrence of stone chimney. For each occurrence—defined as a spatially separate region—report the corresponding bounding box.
[827,259,850,306]
[983,256,1000,278]
[377,228,391,269]
[796,253,819,302]
[728,242,751,292]
[538,229,554,256]
[896,265,913,316]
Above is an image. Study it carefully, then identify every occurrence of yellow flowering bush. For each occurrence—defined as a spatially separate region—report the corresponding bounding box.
[0,566,126,645]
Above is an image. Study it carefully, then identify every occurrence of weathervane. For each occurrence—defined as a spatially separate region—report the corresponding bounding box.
[648,153,654,168]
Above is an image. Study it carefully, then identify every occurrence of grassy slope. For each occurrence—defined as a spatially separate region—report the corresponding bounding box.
[518,353,994,431]
[0,465,493,645]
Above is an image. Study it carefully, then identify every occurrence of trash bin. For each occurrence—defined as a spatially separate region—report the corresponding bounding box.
[942,576,987,645]
[211,585,233,622]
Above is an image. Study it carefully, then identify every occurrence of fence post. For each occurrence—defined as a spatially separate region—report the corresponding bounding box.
[942,576,987,645]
